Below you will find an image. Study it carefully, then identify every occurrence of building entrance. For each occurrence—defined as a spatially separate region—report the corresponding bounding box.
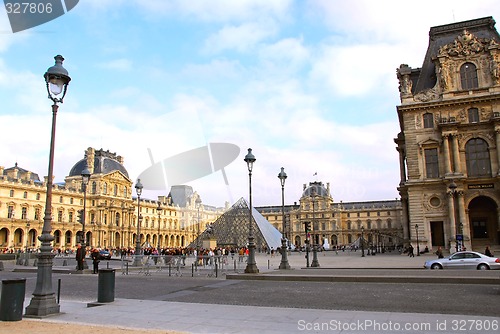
[468,196,498,249]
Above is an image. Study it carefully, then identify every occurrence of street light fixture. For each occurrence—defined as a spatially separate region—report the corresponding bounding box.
[133,179,143,266]
[26,55,71,317]
[278,167,290,270]
[415,224,420,256]
[244,148,259,273]
[361,226,365,257]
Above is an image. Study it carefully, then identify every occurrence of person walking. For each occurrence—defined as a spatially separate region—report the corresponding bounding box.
[91,248,100,274]
[408,244,415,257]
[76,243,85,271]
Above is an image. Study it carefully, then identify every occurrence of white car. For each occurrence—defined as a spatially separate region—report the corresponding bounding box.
[424,251,500,270]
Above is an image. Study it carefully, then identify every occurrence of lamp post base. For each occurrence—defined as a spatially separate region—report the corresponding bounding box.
[25,250,60,317]
[310,245,320,267]
[244,237,259,274]
[278,238,291,269]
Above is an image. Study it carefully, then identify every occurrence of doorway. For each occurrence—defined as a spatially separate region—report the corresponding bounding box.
[430,221,445,247]
[468,196,498,247]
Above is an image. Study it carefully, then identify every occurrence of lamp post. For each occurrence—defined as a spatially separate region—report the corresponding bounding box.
[24,220,31,266]
[244,148,259,273]
[80,165,90,268]
[195,196,202,253]
[133,179,143,266]
[278,167,290,269]
[26,55,70,317]
[448,180,460,252]
[310,186,320,267]
[156,202,162,252]
[361,226,365,257]
[415,224,420,256]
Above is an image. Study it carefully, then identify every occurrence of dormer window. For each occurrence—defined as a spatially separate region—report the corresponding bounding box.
[468,108,479,123]
[460,62,478,90]
[423,113,434,128]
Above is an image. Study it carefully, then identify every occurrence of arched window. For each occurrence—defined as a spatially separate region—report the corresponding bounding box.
[466,138,491,177]
[423,113,434,128]
[91,181,97,194]
[460,62,478,90]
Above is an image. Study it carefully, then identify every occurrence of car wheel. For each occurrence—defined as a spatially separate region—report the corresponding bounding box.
[477,264,489,270]
[430,263,442,269]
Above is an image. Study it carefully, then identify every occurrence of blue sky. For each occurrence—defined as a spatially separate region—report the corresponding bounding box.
[1,1,499,208]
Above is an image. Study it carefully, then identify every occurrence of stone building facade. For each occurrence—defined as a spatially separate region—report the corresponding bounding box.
[395,17,500,252]
[257,181,404,251]
[0,147,223,252]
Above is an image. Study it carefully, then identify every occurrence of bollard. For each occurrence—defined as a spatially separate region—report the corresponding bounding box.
[0,279,26,321]
[97,269,115,303]
[57,278,61,304]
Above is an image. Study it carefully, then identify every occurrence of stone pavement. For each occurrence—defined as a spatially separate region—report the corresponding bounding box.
[2,250,500,333]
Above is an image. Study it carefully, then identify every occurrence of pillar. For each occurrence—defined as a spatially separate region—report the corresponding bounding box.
[495,129,500,175]
[451,134,461,174]
[442,134,452,175]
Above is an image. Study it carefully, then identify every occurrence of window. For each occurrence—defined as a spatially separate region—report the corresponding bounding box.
[468,108,479,123]
[466,138,491,177]
[9,190,14,197]
[59,196,63,203]
[424,148,439,178]
[8,206,14,218]
[460,62,478,90]
[69,211,73,223]
[36,193,40,200]
[103,183,107,195]
[21,207,27,219]
[124,186,127,198]
[34,208,40,220]
[114,184,118,196]
[423,113,434,128]
[58,210,63,222]
[23,191,27,199]
[91,181,97,194]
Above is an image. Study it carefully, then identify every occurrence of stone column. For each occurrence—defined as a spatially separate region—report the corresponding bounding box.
[495,128,500,175]
[451,134,461,174]
[442,134,452,175]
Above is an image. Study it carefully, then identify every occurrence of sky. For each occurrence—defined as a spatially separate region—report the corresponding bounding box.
[0,0,499,208]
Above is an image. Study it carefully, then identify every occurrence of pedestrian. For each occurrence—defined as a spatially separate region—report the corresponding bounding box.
[435,246,444,259]
[408,244,414,257]
[76,243,85,271]
[91,248,100,274]
[484,246,493,257]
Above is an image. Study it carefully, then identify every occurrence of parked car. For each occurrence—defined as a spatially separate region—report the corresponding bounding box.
[99,249,112,260]
[424,251,500,270]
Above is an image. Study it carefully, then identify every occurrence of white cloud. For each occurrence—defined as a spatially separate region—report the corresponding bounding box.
[203,21,278,54]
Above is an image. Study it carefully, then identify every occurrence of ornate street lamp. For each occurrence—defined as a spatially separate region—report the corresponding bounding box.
[448,180,461,252]
[244,148,259,273]
[26,55,71,317]
[310,187,320,267]
[132,179,143,266]
[278,167,290,269]
[361,226,365,257]
[196,196,202,253]
[415,224,420,256]
[156,202,162,252]
[80,165,91,268]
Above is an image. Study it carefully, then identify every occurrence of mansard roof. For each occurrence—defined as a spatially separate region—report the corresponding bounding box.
[413,16,499,95]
